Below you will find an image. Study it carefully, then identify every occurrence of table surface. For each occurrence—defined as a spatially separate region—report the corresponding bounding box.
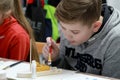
[0,58,119,80]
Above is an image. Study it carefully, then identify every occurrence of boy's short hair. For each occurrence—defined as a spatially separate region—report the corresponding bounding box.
[55,0,102,26]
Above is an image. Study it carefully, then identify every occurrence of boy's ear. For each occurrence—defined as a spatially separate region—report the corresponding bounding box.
[92,21,102,32]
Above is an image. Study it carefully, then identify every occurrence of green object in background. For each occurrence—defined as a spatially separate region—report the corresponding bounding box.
[44,4,60,41]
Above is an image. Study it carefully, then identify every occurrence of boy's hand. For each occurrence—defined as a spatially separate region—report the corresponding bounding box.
[42,37,59,61]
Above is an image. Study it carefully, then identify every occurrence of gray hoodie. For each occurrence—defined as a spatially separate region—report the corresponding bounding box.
[58,5,120,79]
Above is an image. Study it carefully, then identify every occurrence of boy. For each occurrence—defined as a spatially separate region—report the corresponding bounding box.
[42,0,120,78]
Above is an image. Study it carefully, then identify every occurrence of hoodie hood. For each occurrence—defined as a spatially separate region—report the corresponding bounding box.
[88,4,120,43]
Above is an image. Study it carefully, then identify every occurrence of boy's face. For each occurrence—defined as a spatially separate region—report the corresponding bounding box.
[60,21,99,46]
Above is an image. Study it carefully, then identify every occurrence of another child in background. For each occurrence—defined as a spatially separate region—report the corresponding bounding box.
[0,0,39,62]
[42,0,120,79]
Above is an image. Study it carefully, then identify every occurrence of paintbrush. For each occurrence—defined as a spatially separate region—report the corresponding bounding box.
[3,61,24,70]
[48,37,52,66]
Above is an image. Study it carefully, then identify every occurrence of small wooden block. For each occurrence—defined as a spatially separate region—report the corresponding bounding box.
[17,67,62,78]
[17,72,31,78]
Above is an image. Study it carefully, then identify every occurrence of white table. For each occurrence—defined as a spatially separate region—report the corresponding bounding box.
[0,58,119,80]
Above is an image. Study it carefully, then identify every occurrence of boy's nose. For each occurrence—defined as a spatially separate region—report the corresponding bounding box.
[66,33,73,41]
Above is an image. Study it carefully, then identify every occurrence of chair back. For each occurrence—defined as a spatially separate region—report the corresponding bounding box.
[35,42,45,54]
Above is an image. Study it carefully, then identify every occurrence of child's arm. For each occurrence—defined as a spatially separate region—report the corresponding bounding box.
[9,33,30,61]
[101,38,120,78]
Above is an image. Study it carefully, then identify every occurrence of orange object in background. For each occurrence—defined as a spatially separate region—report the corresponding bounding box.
[35,42,45,54]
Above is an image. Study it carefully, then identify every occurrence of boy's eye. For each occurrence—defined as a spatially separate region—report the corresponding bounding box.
[72,31,79,34]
